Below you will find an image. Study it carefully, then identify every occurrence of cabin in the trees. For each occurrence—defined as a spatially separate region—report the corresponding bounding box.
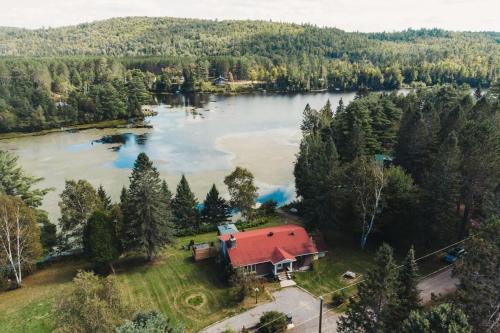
[219,224,325,276]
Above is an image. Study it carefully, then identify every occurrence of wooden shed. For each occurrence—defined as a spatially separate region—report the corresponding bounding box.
[192,243,217,261]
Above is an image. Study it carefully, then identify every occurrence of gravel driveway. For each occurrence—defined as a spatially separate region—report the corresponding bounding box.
[201,287,320,333]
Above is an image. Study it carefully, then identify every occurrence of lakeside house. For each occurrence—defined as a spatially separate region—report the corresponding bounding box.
[219,224,325,276]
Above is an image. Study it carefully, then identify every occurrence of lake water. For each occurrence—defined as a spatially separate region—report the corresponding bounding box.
[0,92,361,221]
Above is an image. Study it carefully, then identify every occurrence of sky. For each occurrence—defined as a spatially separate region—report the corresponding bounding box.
[0,0,499,32]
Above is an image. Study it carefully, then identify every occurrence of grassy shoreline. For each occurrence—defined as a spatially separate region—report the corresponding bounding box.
[0,119,133,140]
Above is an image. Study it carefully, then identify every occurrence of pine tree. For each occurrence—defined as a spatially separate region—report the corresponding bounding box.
[97,185,112,210]
[201,184,230,226]
[300,104,319,134]
[124,153,174,261]
[388,246,421,330]
[294,132,339,229]
[454,218,499,332]
[338,244,398,333]
[423,131,461,243]
[0,150,50,208]
[85,210,121,273]
[172,175,199,231]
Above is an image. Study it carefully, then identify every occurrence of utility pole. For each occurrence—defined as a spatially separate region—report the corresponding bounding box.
[318,296,323,333]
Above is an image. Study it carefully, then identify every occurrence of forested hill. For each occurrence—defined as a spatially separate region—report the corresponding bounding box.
[0,17,498,63]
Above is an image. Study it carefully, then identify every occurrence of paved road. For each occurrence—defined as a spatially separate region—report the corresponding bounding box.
[200,268,458,333]
[201,287,320,333]
[419,268,459,303]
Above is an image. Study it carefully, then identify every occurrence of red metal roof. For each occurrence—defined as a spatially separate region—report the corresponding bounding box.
[219,224,318,267]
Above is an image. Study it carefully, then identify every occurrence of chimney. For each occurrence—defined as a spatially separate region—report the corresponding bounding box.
[227,234,237,249]
[268,231,274,237]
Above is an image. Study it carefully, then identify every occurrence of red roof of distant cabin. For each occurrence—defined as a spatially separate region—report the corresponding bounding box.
[219,224,318,267]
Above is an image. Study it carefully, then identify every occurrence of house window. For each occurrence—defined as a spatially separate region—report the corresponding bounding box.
[244,264,256,273]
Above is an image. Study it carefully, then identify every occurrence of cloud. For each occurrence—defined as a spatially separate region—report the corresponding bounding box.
[0,0,498,31]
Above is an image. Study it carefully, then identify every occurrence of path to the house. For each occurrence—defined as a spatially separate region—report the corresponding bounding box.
[201,287,320,333]
[200,268,458,333]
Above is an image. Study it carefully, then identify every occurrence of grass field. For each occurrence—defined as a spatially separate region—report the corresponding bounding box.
[0,217,284,333]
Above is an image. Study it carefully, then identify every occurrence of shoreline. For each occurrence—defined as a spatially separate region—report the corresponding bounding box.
[0,87,412,140]
[0,119,151,141]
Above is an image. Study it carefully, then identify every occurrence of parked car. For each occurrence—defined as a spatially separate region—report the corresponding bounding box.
[443,247,466,263]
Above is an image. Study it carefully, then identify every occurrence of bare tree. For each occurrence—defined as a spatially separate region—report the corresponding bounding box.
[0,195,41,287]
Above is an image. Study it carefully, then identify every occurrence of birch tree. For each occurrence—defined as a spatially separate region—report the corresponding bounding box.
[347,156,386,249]
[0,195,42,287]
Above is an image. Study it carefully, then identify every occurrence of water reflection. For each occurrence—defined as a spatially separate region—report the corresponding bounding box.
[155,93,211,108]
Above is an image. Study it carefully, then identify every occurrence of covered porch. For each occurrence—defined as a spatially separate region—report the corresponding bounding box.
[272,258,296,276]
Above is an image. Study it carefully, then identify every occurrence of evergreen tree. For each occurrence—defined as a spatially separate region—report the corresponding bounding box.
[124,153,174,261]
[337,244,399,333]
[160,180,173,211]
[0,150,50,208]
[294,132,339,230]
[389,246,421,330]
[401,303,472,333]
[458,119,500,238]
[201,184,230,226]
[394,108,437,185]
[97,185,112,210]
[85,210,121,273]
[172,175,199,230]
[454,218,499,333]
[423,131,461,243]
[300,104,319,134]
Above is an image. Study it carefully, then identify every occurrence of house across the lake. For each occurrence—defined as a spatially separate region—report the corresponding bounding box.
[219,224,325,276]
[213,76,228,86]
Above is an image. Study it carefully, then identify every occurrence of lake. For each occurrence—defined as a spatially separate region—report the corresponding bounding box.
[0,91,361,221]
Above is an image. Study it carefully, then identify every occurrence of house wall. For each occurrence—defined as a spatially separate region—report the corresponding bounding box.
[256,262,273,276]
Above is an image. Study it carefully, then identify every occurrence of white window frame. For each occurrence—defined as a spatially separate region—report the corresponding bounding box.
[244,264,257,273]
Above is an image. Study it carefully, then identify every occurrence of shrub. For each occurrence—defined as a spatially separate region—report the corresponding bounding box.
[258,311,287,333]
[331,291,346,307]
[116,310,182,333]
[258,199,278,216]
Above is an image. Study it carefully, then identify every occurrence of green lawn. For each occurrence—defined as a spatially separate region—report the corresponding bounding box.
[294,233,376,299]
[0,216,284,333]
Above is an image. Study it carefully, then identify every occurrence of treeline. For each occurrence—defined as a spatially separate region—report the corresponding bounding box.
[0,58,152,132]
[58,153,262,267]
[294,83,500,249]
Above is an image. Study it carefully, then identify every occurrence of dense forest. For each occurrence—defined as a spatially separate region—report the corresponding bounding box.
[0,17,499,133]
[294,83,500,249]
